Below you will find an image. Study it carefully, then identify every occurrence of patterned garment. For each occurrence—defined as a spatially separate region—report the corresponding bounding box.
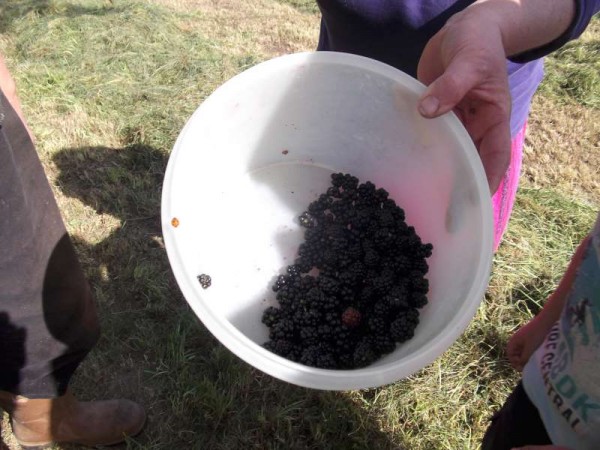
[491,123,526,251]
[523,213,600,449]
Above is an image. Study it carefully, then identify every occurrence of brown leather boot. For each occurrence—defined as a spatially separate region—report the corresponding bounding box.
[0,390,145,448]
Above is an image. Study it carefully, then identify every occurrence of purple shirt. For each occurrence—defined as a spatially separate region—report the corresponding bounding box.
[316,0,599,136]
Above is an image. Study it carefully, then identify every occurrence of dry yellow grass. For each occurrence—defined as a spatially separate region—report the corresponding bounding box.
[153,0,319,57]
[524,96,599,206]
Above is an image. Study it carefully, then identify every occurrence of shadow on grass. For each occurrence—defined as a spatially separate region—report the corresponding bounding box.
[274,0,320,14]
[509,273,555,317]
[52,145,406,449]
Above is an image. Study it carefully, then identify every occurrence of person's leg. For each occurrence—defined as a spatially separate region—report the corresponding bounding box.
[492,123,527,251]
[482,381,552,450]
[0,91,145,446]
[0,90,99,398]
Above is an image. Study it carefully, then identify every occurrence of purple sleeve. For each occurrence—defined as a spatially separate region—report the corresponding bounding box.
[509,0,600,63]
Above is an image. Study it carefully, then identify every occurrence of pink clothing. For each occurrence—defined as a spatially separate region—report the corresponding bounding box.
[492,123,527,251]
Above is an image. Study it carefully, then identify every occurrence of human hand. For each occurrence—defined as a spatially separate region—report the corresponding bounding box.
[506,315,553,372]
[417,6,512,194]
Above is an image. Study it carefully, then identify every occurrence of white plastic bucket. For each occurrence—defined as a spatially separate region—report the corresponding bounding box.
[161,52,493,390]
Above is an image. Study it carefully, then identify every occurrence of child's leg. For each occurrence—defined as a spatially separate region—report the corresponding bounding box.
[492,123,527,251]
[482,381,551,450]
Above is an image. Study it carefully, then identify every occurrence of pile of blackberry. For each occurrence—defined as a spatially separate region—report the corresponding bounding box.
[262,173,433,369]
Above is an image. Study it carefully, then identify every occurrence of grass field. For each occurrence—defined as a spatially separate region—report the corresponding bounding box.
[0,1,598,449]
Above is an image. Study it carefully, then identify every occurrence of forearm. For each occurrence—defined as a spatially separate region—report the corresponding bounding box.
[461,0,577,58]
[0,53,28,126]
[536,235,592,326]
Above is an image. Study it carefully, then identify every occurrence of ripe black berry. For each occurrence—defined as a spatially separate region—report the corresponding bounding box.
[261,172,432,369]
[197,274,211,289]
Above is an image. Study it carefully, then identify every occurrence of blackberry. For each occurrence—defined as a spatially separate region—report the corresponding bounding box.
[372,300,391,318]
[382,198,397,210]
[322,295,341,311]
[334,335,358,356]
[341,307,361,328]
[419,243,434,258]
[338,353,355,369]
[263,339,294,358]
[294,259,312,274]
[269,318,296,341]
[367,317,388,335]
[364,248,380,268]
[338,286,355,304]
[353,339,378,367]
[327,186,341,198]
[373,228,394,250]
[317,324,334,339]
[348,261,366,279]
[386,292,410,312]
[410,293,428,308]
[299,308,320,327]
[322,248,338,265]
[337,269,355,287]
[299,211,317,228]
[315,351,337,369]
[359,285,376,303]
[300,345,320,366]
[304,227,321,241]
[306,286,325,305]
[324,311,341,327]
[319,275,340,295]
[261,306,281,327]
[272,274,291,292]
[371,334,396,354]
[331,172,345,187]
[322,193,335,206]
[357,181,376,197]
[377,210,396,228]
[300,275,317,290]
[374,188,389,202]
[390,309,419,343]
[340,173,359,190]
[371,279,392,298]
[261,172,432,369]
[287,264,303,277]
[299,326,320,346]
[197,274,211,289]
[411,275,429,294]
[391,255,412,274]
[411,258,429,275]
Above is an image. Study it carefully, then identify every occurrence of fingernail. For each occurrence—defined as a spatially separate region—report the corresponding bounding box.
[419,96,439,116]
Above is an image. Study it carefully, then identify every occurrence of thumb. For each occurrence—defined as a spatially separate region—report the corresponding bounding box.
[418,56,484,118]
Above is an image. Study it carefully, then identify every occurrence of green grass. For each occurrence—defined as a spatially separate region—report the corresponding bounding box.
[276,0,320,14]
[538,18,600,108]
[0,1,598,449]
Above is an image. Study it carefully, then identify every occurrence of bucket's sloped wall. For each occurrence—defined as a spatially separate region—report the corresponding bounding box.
[163,53,492,387]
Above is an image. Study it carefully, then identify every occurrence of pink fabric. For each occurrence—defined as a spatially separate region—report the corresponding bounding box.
[492,123,527,251]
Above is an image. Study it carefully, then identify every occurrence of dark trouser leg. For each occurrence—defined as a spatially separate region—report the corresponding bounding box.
[0,90,100,399]
[482,381,552,450]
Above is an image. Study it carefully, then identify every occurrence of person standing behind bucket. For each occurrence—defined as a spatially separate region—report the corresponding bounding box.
[0,52,146,447]
[481,212,600,450]
[315,0,600,250]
